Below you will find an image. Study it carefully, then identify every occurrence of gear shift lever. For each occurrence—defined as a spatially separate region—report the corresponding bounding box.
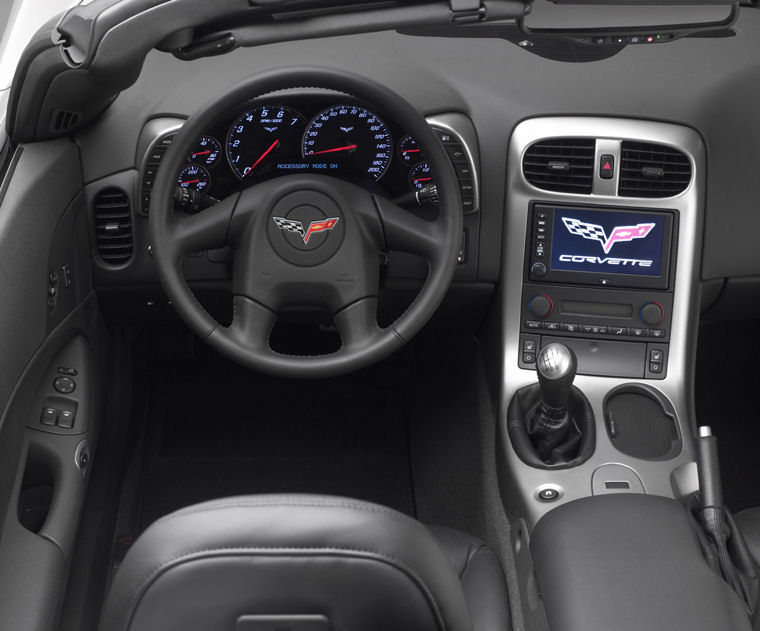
[507,341,594,468]
[536,343,577,410]
[525,343,581,463]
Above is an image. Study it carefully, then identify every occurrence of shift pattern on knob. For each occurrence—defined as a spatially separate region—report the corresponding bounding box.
[538,343,574,380]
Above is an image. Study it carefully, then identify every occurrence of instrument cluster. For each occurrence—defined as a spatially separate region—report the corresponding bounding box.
[171,96,436,204]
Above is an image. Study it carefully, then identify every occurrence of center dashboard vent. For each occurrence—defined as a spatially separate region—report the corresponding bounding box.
[619,141,691,198]
[522,138,595,194]
[93,188,133,265]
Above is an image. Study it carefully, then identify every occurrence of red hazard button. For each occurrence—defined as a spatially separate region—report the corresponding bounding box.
[600,154,615,180]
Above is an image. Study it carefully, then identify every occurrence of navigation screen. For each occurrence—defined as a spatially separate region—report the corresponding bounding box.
[550,207,667,277]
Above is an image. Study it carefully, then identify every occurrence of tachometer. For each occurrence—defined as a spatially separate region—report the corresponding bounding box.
[227,105,306,179]
[302,105,392,181]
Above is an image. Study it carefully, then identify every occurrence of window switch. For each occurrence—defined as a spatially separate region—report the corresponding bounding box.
[57,410,75,429]
[41,408,58,426]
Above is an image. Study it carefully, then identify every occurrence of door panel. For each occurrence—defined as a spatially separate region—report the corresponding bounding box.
[0,139,107,631]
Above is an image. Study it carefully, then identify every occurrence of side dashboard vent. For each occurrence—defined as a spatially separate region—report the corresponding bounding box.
[94,188,133,265]
[523,138,595,194]
[619,141,691,198]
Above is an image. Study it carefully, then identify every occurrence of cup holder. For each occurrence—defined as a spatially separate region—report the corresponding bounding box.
[603,384,681,460]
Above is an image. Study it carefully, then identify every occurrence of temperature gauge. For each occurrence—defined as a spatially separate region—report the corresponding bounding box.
[408,162,433,190]
[189,136,221,167]
[399,135,423,165]
[177,164,210,193]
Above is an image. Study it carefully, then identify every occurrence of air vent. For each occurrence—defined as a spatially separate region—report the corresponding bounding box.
[94,188,133,265]
[49,109,83,133]
[523,138,595,194]
[619,141,691,198]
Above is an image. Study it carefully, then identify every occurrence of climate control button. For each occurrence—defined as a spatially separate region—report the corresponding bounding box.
[640,301,665,326]
[529,294,554,319]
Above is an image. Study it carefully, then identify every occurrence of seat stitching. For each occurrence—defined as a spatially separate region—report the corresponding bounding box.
[152,498,424,530]
[123,546,449,631]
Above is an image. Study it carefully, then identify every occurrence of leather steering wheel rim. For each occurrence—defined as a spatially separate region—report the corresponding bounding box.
[149,66,462,378]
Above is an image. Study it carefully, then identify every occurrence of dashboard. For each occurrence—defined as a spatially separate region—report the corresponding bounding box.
[138,95,478,217]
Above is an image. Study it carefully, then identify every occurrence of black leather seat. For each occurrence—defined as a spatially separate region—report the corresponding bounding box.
[100,495,510,631]
[735,508,760,565]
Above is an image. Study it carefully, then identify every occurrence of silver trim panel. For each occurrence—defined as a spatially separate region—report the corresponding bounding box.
[500,117,705,528]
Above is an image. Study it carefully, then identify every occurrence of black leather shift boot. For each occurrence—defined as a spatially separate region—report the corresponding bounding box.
[507,384,595,469]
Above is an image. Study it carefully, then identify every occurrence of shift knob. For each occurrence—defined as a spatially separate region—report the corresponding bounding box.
[536,343,577,410]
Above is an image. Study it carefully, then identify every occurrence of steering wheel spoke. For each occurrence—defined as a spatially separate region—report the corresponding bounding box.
[373,195,444,260]
[334,297,382,351]
[169,193,240,256]
[225,295,278,352]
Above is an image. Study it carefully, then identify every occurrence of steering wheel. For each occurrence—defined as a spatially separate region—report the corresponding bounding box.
[149,67,462,378]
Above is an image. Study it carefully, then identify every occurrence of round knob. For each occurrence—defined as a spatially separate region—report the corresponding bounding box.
[529,294,553,319]
[531,262,547,277]
[640,301,664,325]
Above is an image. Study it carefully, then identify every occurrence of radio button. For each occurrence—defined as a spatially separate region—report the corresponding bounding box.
[562,323,580,333]
[543,322,560,331]
[650,349,664,362]
[523,340,537,352]
[649,362,663,374]
[582,324,594,334]
[610,326,629,336]
[649,329,666,338]
[597,326,609,335]
[523,352,536,364]
[529,294,553,318]
[525,320,542,329]
[630,327,647,337]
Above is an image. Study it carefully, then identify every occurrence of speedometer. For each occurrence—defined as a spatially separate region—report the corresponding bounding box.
[302,105,393,181]
[226,105,306,179]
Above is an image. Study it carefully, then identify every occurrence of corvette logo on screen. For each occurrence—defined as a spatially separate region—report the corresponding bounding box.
[562,217,655,254]
[273,216,340,244]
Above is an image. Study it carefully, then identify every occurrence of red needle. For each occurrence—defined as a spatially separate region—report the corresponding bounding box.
[415,177,433,182]
[246,140,280,176]
[404,149,421,153]
[192,150,211,157]
[181,179,200,185]
[307,144,358,156]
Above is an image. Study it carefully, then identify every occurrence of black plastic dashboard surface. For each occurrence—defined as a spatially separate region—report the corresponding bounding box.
[75,9,760,283]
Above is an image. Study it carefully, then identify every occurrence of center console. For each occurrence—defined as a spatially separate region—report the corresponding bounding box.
[498,117,718,629]
[520,203,676,380]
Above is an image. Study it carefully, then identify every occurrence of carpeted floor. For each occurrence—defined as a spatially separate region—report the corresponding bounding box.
[135,369,415,530]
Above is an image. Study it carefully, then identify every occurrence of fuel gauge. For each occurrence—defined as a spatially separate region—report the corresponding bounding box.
[408,162,433,190]
[399,135,423,165]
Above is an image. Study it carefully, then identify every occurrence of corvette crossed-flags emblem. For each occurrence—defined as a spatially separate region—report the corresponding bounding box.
[272,216,340,244]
